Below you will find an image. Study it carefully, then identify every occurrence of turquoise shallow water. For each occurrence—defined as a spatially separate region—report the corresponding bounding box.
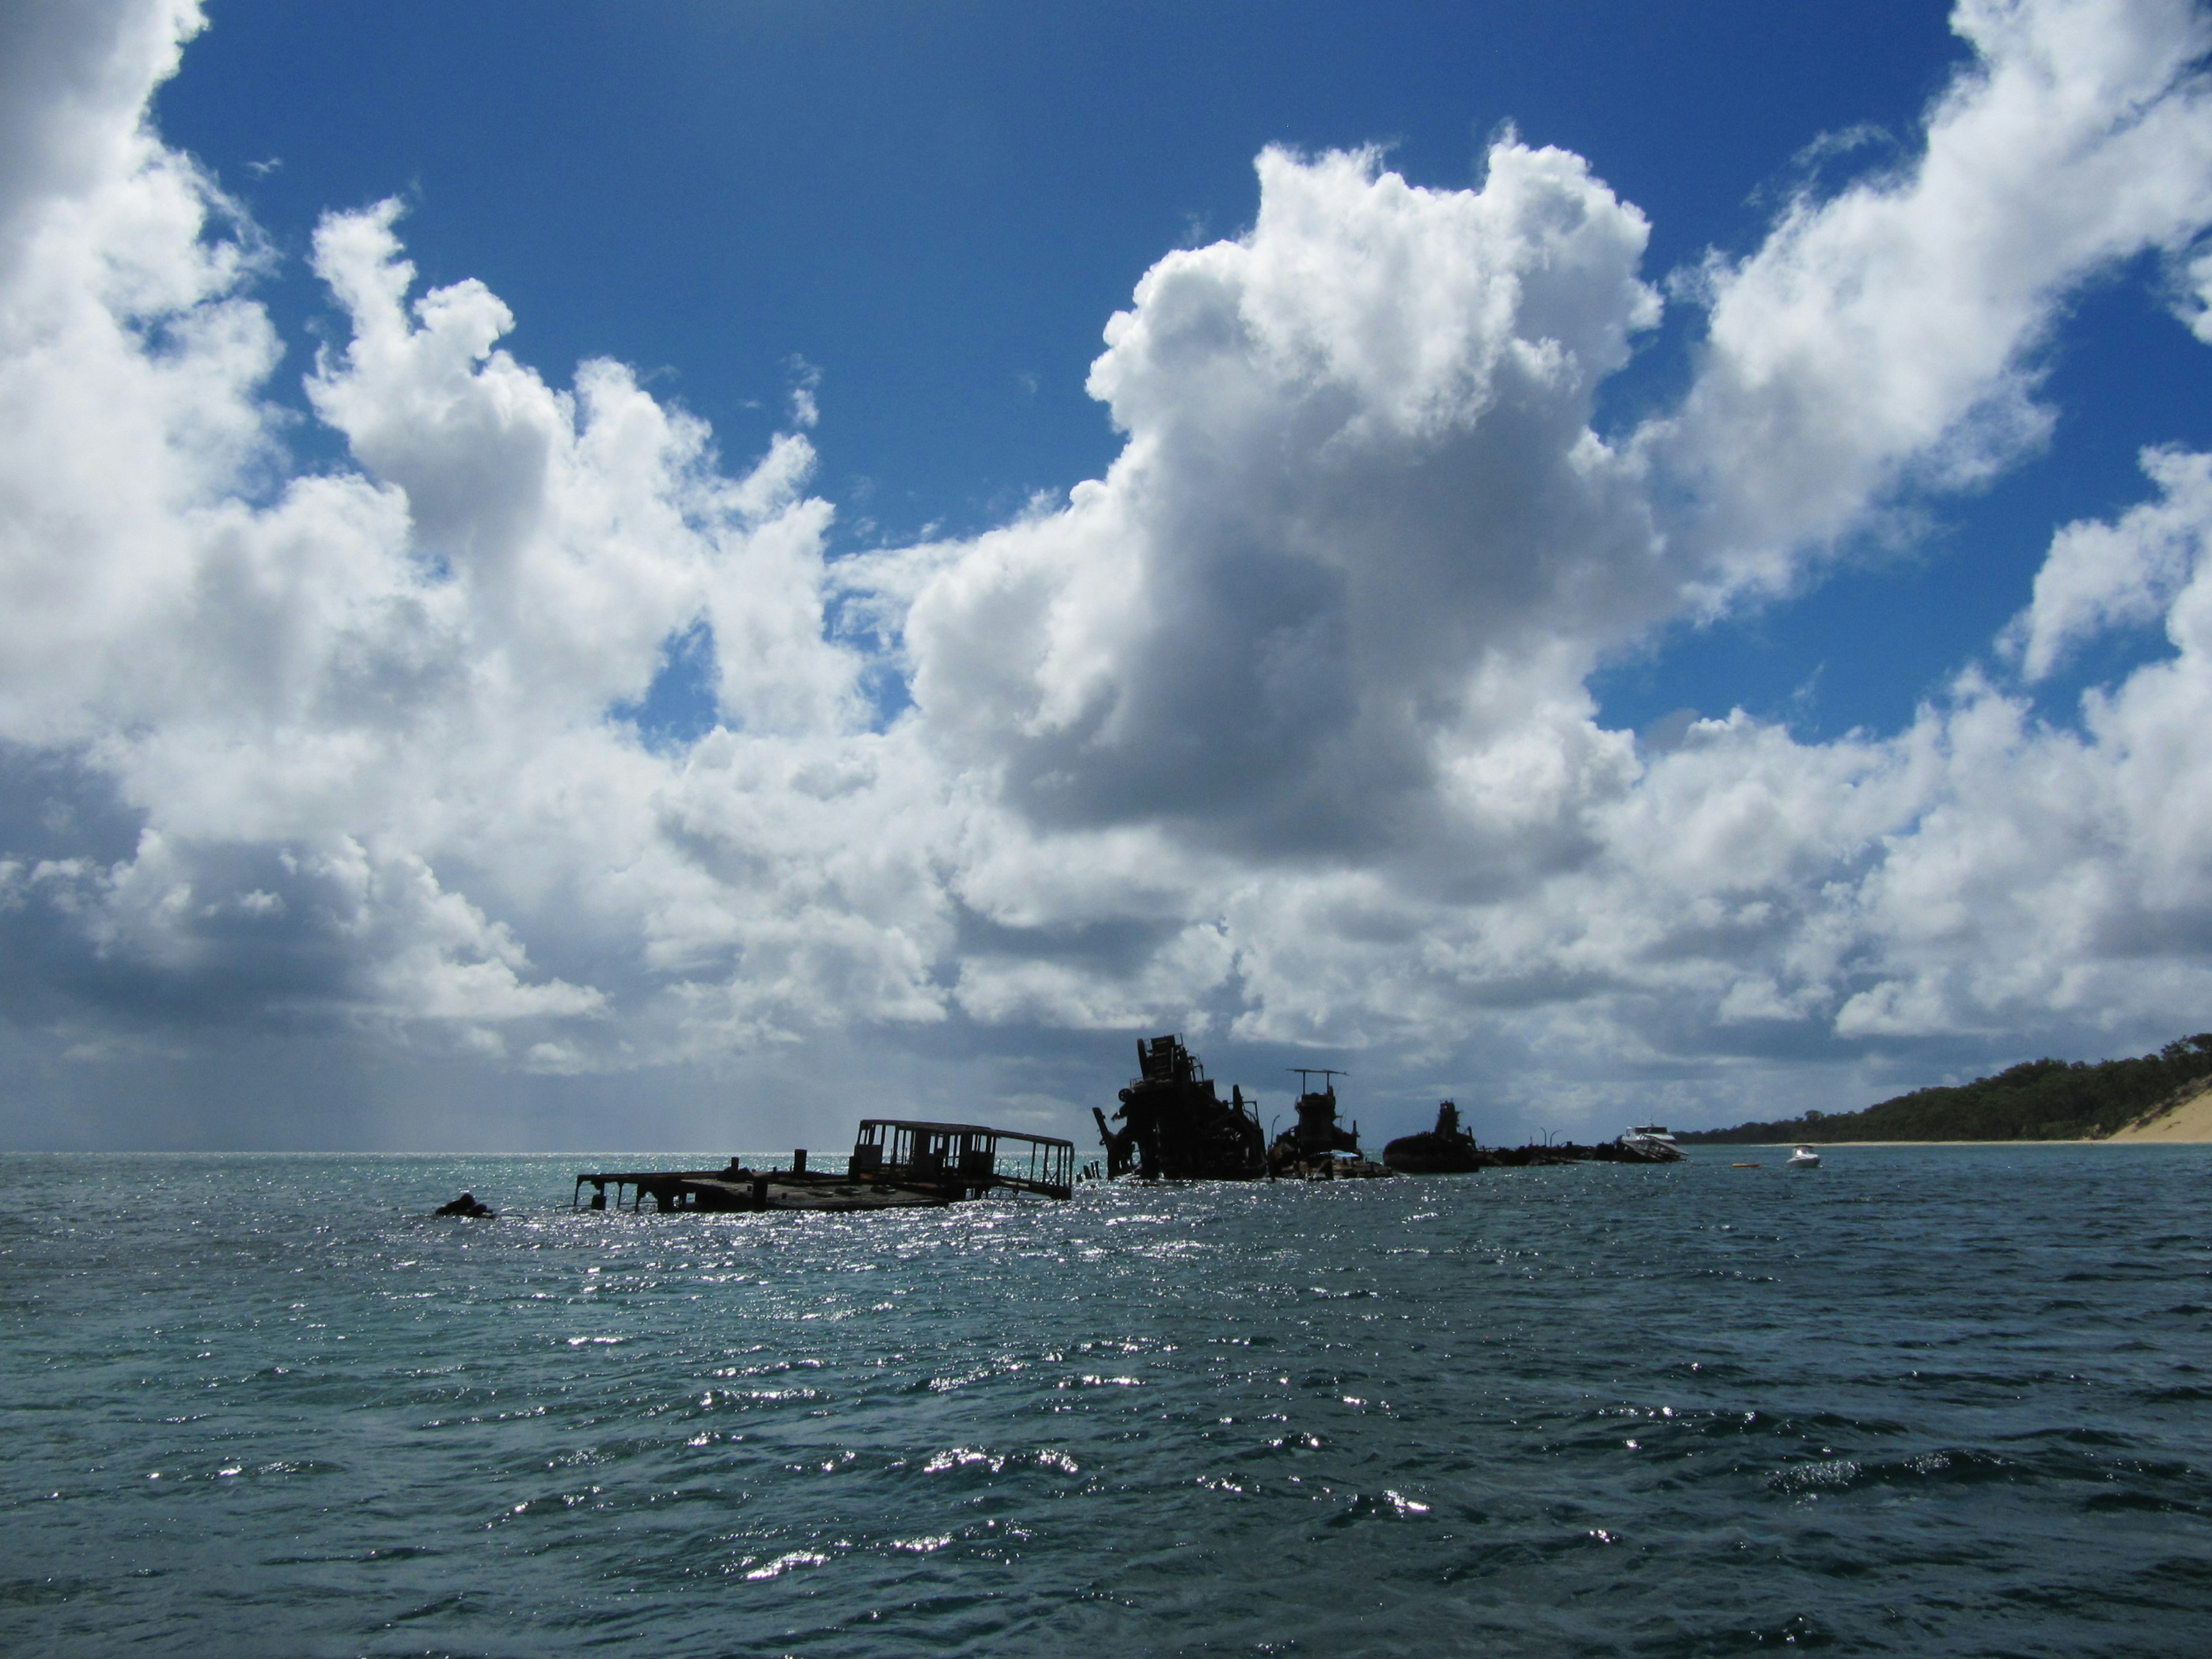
[1,1146,2207,1657]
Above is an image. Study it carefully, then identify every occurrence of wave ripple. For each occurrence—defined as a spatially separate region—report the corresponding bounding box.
[1,1145,2207,1655]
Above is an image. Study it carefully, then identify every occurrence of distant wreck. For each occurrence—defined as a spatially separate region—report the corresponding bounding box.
[1378,1102,1687,1172]
[1093,1035,1267,1180]
[575,1119,1076,1213]
[1483,1135,1685,1166]
[1268,1068,1393,1180]
[1089,1036,1691,1182]
[1382,1101,1483,1174]
[1093,1037,1393,1180]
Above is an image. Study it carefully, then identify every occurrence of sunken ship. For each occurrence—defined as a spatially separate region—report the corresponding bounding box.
[1267,1068,1392,1179]
[1382,1099,1484,1173]
[1092,1036,1686,1183]
[1094,1036,1392,1180]
[1094,1035,1267,1180]
[574,1119,1076,1213]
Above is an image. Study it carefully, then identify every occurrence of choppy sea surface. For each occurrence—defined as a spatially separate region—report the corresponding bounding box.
[2,1146,2207,1657]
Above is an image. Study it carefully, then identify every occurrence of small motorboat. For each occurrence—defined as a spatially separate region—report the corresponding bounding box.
[1787,1146,1821,1168]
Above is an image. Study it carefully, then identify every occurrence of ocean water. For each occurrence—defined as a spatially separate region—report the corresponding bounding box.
[1,1146,2206,1657]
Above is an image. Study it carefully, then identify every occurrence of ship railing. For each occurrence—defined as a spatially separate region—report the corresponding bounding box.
[850,1118,1075,1199]
[574,1123,1077,1211]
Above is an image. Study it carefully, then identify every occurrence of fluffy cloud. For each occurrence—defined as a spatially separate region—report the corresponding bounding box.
[891,141,1663,859]
[0,0,918,1066]
[2009,446,2212,679]
[1659,0,2212,599]
[5,0,2212,1141]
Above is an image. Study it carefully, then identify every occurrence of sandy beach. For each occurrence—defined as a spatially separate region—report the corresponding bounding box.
[2107,1077,2212,1142]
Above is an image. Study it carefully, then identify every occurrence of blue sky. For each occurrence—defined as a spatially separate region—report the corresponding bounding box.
[153,3,1963,527]
[7,0,2212,1150]
[151,2,2209,745]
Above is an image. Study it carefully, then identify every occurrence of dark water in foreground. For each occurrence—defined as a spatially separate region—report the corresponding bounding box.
[2,1147,2206,1657]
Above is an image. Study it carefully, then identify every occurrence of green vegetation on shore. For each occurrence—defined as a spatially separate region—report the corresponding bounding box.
[1679,1035,2212,1144]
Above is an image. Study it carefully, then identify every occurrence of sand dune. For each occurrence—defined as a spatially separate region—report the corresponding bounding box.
[2107,1077,2212,1142]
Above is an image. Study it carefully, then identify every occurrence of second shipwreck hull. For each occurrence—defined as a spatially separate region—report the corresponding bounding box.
[1382,1100,1484,1173]
[1094,1035,1267,1180]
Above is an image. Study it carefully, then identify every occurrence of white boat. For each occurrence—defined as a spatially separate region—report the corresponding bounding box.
[1787,1146,1821,1168]
[1619,1123,1684,1162]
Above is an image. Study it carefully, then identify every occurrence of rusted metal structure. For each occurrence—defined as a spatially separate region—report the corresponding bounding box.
[1271,1069,1357,1164]
[1093,1035,1266,1180]
[1267,1067,1393,1177]
[1382,1100,1484,1174]
[848,1119,1075,1199]
[575,1119,1074,1213]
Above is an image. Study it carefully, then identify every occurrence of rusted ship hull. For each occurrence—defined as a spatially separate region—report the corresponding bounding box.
[1382,1100,1483,1174]
[1096,1035,1266,1180]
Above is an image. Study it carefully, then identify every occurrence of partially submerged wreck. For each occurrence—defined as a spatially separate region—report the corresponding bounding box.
[575,1119,1075,1213]
[1268,1069,1393,1179]
[1377,1120,1690,1171]
[1254,1077,1691,1177]
[1093,1035,1267,1180]
[1382,1101,1483,1174]
[1092,1037,1395,1181]
[1479,1136,1685,1166]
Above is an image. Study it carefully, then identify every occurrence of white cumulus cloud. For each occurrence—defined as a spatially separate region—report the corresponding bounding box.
[4,0,2212,1142]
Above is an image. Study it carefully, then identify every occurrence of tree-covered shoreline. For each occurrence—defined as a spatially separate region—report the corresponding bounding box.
[1679,1036,2212,1144]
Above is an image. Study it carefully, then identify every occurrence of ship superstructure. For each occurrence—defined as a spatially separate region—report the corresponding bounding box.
[1093,1035,1267,1180]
